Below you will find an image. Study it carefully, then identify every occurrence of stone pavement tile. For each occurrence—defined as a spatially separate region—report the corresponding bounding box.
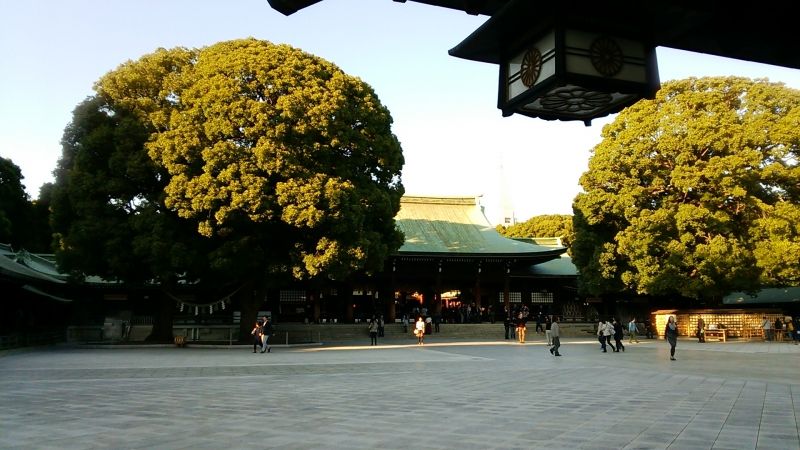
[625,430,680,444]
[1,342,798,450]
[686,419,726,432]
[723,415,761,427]
[715,426,760,446]
[677,427,722,441]
[756,436,800,449]
[757,429,800,441]
[623,441,669,450]
[667,438,716,449]
[716,426,760,437]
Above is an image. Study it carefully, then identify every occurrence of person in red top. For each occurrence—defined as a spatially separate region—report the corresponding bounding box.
[250,320,263,353]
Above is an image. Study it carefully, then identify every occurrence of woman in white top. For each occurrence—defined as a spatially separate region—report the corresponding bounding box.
[597,320,606,351]
[602,320,616,352]
[414,317,425,345]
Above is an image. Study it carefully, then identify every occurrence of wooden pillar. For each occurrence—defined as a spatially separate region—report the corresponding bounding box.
[343,283,354,322]
[310,290,320,323]
[435,260,443,316]
[475,261,483,320]
[387,294,396,322]
[503,261,510,312]
[388,258,397,322]
[267,287,280,321]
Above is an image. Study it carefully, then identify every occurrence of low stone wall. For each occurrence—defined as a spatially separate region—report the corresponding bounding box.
[70,322,602,344]
[276,322,600,341]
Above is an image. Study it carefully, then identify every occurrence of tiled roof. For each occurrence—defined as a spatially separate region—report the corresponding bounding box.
[396,196,564,257]
[723,288,800,304]
[0,246,66,284]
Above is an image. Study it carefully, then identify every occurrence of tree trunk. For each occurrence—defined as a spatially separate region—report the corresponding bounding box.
[145,291,175,342]
[238,280,261,343]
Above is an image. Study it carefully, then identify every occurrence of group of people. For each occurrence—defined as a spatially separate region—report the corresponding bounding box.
[503,305,532,343]
[367,315,386,345]
[251,312,797,358]
[595,316,677,360]
[760,316,799,343]
[366,314,437,346]
[250,316,274,353]
[596,318,626,353]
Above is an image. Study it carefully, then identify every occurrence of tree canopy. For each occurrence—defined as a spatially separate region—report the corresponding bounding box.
[497,214,574,249]
[0,157,51,252]
[0,157,29,246]
[51,39,405,336]
[572,77,800,300]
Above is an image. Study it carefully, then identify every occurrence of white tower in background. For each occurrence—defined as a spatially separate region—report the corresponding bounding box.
[499,159,516,226]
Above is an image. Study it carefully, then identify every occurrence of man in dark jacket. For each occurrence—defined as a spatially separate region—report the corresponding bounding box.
[261,316,274,353]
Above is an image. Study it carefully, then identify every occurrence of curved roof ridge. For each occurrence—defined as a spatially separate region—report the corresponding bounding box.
[401,195,480,205]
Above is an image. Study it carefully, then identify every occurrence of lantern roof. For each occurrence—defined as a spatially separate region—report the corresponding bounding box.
[267,0,800,71]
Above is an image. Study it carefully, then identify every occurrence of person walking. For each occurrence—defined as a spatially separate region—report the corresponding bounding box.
[696,317,705,343]
[786,317,798,344]
[628,317,640,343]
[414,316,425,345]
[597,319,607,352]
[549,316,562,356]
[613,318,625,352]
[545,315,553,346]
[774,317,784,342]
[535,313,544,334]
[368,316,379,346]
[761,316,772,341]
[261,316,274,353]
[250,320,263,353]
[665,315,678,360]
[401,314,409,333]
[603,319,616,352]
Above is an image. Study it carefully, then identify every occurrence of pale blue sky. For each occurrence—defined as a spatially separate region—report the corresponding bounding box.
[2,0,800,224]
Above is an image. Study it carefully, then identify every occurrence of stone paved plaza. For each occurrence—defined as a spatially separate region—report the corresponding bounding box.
[1,336,799,450]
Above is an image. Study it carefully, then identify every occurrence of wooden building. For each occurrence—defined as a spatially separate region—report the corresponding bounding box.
[2,196,582,331]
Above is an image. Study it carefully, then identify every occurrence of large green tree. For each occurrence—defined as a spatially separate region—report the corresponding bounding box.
[52,95,207,340]
[573,77,800,301]
[0,157,51,252]
[0,157,29,247]
[52,39,404,339]
[497,214,574,249]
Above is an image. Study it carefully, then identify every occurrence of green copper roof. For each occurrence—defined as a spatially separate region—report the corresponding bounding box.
[0,246,66,284]
[723,287,800,304]
[526,255,578,277]
[396,196,564,257]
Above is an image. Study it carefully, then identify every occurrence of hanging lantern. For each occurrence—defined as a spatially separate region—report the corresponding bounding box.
[448,3,660,125]
[498,28,658,125]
